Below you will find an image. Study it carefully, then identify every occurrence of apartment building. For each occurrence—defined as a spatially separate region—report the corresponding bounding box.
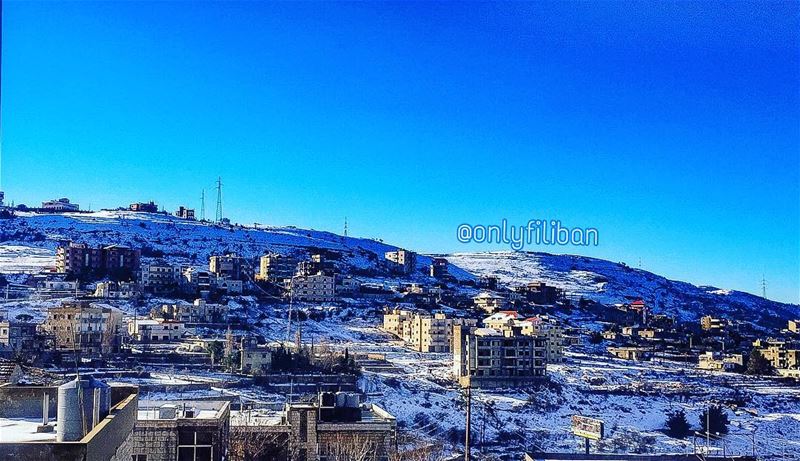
[484,312,565,364]
[453,325,547,389]
[789,320,800,334]
[473,292,508,313]
[384,249,417,275]
[255,253,298,283]
[55,243,141,276]
[698,351,745,372]
[240,338,272,375]
[154,299,228,324]
[93,281,139,299]
[140,261,183,293]
[755,339,800,370]
[514,282,563,305]
[0,320,40,355]
[701,315,727,332]
[429,258,448,278]
[291,274,335,302]
[209,253,245,281]
[128,319,186,343]
[382,308,415,342]
[383,308,478,353]
[40,302,123,355]
[41,198,79,212]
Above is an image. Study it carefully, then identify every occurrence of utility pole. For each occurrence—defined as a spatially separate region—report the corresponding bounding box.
[215,177,223,223]
[464,385,471,461]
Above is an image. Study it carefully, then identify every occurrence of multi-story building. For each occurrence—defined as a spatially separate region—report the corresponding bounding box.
[132,400,230,461]
[453,325,547,389]
[789,320,800,334]
[384,310,477,353]
[128,319,186,343]
[255,253,298,283]
[140,261,183,293]
[698,351,745,372]
[93,281,139,299]
[477,275,499,290]
[514,282,563,305]
[40,302,123,356]
[55,243,140,276]
[755,339,800,370]
[701,315,727,332]
[518,316,565,364]
[0,320,40,355]
[41,198,79,212]
[382,308,415,341]
[230,392,396,461]
[408,312,477,353]
[175,206,195,220]
[473,292,507,313]
[429,258,448,278]
[182,268,213,295]
[154,299,228,324]
[129,201,158,213]
[291,274,335,302]
[384,249,417,275]
[484,312,565,364]
[240,338,272,375]
[209,253,245,281]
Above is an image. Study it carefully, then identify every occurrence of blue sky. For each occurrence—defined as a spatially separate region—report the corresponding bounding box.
[1,1,798,303]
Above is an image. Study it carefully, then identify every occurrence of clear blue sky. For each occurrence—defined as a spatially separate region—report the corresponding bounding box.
[1,1,798,303]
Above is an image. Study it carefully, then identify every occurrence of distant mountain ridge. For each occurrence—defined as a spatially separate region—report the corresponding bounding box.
[445,251,798,326]
[0,212,796,328]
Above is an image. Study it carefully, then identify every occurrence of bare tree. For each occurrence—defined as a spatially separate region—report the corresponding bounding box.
[228,423,288,461]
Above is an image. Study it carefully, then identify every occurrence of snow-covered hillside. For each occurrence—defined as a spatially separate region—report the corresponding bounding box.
[445,252,799,326]
[0,211,471,279]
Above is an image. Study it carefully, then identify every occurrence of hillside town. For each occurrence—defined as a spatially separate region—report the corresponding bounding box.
[0,196,798,460]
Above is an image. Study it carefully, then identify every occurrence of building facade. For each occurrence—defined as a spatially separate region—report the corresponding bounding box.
[384,250,416,275]
[453,325,547,388]
[40,302,123,356]
[291,274,335,302]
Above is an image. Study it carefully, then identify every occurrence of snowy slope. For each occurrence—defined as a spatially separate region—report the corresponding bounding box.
[445,251,799,325]
[0,211,470,279]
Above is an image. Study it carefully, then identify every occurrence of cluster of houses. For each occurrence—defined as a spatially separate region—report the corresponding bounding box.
[382,307,566,389]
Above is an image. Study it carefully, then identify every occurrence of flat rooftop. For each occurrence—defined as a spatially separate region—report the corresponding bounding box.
[0,417,57,443]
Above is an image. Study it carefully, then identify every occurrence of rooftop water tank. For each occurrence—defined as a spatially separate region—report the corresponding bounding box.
[56,376,111,442]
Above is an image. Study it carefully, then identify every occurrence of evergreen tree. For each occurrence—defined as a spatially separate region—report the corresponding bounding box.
[699,405,730,435]
[664,409,691,439]
[746,349,774,376]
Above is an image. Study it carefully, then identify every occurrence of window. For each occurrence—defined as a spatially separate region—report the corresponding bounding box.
[131,455,147,461]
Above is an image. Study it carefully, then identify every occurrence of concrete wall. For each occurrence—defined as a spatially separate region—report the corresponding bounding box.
[0,385,57,419]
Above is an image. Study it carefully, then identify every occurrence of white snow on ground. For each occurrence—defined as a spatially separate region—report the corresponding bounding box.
[445,251,799,324]
[0,245,55,273]
[250,313,800,459]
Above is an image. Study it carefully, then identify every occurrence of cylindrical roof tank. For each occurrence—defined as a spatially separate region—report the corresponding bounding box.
[56,376,111,442]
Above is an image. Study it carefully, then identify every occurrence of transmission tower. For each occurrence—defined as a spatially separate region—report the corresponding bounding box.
[761,274,767,299]
[215,177,223,223]
[200,189,205,221]
[344,217,348,237]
